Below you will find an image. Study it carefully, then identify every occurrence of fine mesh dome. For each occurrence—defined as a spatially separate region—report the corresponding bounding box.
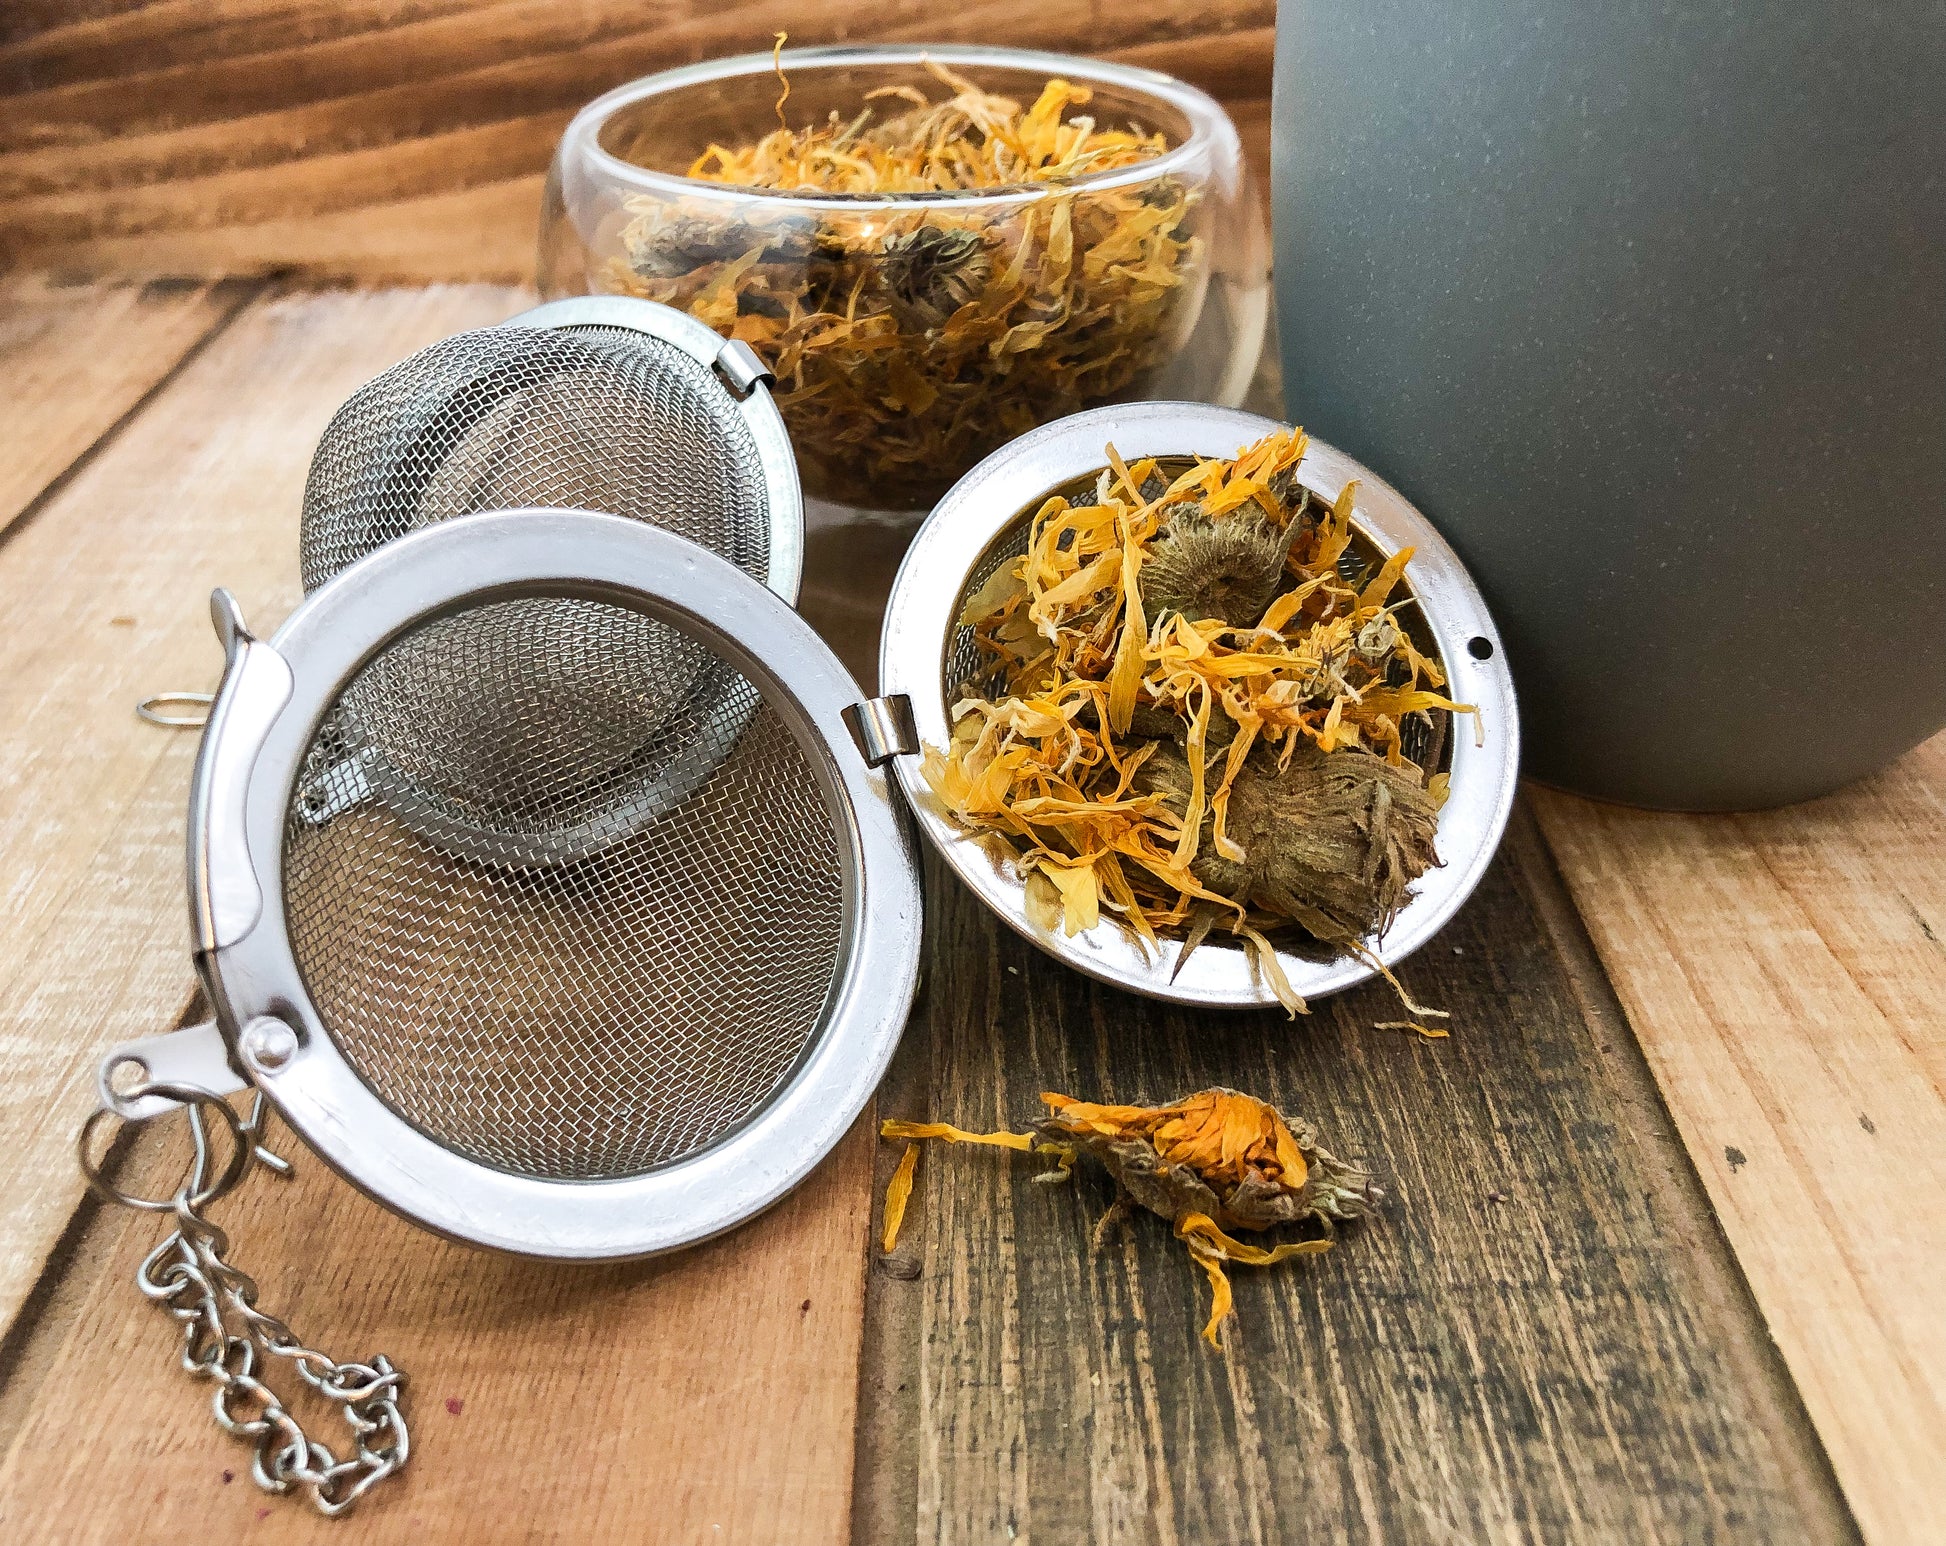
[295,320,781,866]
[283,592,848,1180]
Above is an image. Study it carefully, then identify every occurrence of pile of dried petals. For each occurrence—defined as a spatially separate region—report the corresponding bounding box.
[922,425,1472,1014]
[882,1088,1377,1347]
[603,54,1197,509]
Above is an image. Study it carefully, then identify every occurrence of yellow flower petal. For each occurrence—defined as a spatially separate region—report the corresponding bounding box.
[881,1119,1035,1151]
[1187,1240,1234,1348]
[881,1143,919,1252]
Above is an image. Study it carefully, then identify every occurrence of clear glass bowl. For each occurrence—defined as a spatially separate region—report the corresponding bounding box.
[539,44,1268,513]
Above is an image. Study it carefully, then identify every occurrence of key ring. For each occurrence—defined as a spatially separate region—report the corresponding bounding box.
[136,691,213,728]
[77,1081,252,1212]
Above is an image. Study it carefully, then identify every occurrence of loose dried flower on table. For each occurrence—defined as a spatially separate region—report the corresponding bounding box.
[602,60,1201,510]
[882,1088,1379,1347]
[923,425,1472,1015]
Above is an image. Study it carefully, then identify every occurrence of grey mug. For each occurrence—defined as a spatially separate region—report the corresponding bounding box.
[1272,0,1945,809]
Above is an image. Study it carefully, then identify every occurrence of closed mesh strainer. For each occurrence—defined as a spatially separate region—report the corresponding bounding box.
[295,299,799,866]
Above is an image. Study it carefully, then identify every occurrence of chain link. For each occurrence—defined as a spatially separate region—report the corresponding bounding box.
[84,1089,410,1518]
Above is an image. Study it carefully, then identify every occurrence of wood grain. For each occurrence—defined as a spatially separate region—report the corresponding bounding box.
[1532,744,1946,1546]
[0,284,528,1338]
[0,1098,874,1543]
[858,813,1860,1545]
[0,274,245,537]
[0,1,1276,284]
[0,269,1919,1544]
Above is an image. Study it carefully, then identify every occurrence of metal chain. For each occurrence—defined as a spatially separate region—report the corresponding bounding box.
[82,1088,410,1517]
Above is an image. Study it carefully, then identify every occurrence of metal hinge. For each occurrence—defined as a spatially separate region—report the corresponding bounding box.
[713,340,774,399]
[843,695,918,766]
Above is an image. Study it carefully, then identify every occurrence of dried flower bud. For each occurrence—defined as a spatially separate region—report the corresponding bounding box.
[1141,504,1302,628]
[1036,1088,1379,1233]
[1135,739,1442,943]
[879,1087,1379,1348]
[1356,614,1401,662]
[624,212,816,279]
[879,225,993,329]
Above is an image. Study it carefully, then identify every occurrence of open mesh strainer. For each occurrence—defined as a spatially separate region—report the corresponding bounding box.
[878,402,1520,1007]
[293,296,801,867]
[101,403,1515,1248]
[126,511,919,1254]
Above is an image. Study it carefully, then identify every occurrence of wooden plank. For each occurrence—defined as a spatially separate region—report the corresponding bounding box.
[857,810,1861,1544]
[1532,743,1946,1546]
[0,284,526,1336]
[0,1,1275,283]
[0,1107,873,1542]
[0,274,244,536]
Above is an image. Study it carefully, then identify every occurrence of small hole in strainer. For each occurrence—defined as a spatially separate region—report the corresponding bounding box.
[1468,636,1494,661]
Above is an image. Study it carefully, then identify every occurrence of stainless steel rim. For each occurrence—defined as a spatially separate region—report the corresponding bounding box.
[199,509,920,1258]
[502,295,805,604]
[879,401,1520,1009]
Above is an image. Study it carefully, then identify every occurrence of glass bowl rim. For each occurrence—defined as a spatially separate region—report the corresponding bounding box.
[558,43,1237,210]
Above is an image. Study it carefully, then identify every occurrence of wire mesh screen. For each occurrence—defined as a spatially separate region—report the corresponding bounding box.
[297,321,777,864]
[300,323,770,587]
[282,594,849,1181]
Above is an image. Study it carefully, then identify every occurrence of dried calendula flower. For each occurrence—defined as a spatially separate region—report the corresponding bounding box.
[922,425,1474,1015]
[600,57,1198,509]
[882,1088,1377,1348]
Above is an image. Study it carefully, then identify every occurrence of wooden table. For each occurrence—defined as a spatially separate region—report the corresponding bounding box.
[0,276,1939,1546]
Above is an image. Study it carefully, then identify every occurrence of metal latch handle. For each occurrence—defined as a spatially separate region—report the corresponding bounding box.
[97,1019,248,1122]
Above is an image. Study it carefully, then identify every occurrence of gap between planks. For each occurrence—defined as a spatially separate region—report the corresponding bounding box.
[1532,751,1946,1546]
[0,1,1276,283]
[0,275,257,543]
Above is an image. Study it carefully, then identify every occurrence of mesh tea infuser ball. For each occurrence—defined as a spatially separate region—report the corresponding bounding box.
[81,404,1516,1517]
[84,510,922,1513]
